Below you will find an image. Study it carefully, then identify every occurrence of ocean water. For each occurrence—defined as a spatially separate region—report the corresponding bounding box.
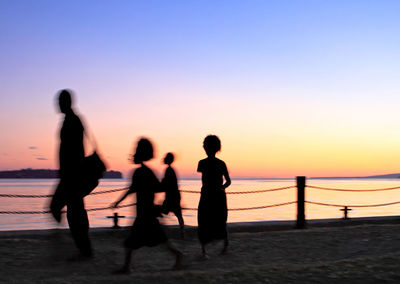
[1,178,400,231]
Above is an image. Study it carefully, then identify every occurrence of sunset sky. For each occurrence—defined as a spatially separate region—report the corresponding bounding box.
[1,0,400,178]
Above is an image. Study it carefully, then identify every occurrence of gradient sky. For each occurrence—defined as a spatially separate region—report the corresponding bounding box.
[1,0,400,178]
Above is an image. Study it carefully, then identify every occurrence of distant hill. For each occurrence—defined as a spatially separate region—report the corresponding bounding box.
[363,173,400,179]
[0,169,123,179]
[310,173,400,179]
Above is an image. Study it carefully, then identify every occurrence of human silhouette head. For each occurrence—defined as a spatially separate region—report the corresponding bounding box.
[203,135,221,157]
[133,138,154,164]
[58,89,73,114]
[163,153,174,165]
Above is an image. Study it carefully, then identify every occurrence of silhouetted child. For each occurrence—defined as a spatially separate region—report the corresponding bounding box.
[160,153,184,238]
[197,135,231,258]
[112,138,182,274]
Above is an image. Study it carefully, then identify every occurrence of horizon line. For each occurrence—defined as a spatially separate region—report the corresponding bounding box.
[1,168,400,180]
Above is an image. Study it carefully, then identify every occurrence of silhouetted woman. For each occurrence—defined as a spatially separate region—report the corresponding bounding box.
[112,138,182,273]
[160,152,184,238]
[197,135,231,258]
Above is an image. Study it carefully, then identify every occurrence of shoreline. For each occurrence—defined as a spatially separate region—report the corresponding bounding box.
[1,214,399,238]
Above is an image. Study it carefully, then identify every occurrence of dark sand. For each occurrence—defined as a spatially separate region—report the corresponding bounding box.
[2,218,400,283]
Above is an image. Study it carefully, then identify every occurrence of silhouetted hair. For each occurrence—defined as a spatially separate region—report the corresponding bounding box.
[134,138,154,163]
[58,89,73,109]
[164,152,174,165]
[203,135,221,154]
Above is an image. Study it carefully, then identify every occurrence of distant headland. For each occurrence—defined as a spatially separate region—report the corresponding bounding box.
[0,169,123,179]
[310,173,400,179]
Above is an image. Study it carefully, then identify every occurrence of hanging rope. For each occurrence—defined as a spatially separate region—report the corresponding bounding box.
[307,185,400,192]
[183,201,297,211]
[181,185,296,194]
[306,200,400,208]
[0,201,299,214]
[0,203,137,215]
[0,187,129,198]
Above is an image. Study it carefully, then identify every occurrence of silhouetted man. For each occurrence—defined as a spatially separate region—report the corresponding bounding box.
[50,89,92,259]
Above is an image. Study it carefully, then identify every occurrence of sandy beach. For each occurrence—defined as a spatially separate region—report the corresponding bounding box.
[1,218,400,283]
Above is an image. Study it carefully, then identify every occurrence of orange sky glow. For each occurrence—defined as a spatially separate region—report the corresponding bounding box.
[2,1,400,179]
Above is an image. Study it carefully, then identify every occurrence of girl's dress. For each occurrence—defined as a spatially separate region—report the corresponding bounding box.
[197,157,229,244]
[124,165,167,249]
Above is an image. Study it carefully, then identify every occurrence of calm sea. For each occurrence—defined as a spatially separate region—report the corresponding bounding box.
[1,178,400,231]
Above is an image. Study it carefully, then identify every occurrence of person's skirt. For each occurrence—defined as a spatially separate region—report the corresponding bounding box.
[161,194,182,215]
[124,217,168,249]
[197,189,228,244]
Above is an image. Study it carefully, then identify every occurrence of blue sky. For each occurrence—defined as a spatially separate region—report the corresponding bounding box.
[1,1,400,177]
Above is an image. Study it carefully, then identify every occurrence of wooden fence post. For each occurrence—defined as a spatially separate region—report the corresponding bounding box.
[296,176,306,229]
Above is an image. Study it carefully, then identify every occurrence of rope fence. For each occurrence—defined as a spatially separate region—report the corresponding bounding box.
[1,177,400,228]
[0,184,297,214]
[306,200,400,208]
[0,193,54,198]
[0,187,129,198]
[307,185,400,192]
[180,185,296,194]
[0,203,138,215]
[182,201,297,211]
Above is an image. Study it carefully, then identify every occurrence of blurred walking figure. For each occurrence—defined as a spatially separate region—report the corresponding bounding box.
[160,153,184,238]
[112,138,182,274]
[197,135,231,258]
[50,89,92,259]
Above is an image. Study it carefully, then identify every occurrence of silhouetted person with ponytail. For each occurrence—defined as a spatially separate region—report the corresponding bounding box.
[160,152,184,238]
[197,135,231,258]
[50,89,92,259]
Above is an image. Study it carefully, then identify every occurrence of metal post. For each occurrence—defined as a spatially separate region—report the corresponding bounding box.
[340,206,352,220]
[296,176,306,229]
[107,212,125,228]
